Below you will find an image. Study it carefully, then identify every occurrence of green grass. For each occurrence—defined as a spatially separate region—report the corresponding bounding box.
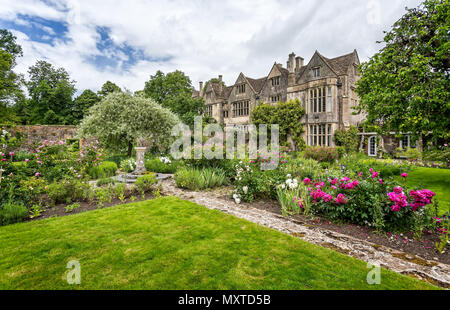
[395,167,450,215]
[0,197,438,290]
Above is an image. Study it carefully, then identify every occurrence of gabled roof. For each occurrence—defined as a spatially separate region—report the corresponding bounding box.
[222,86,233,99]
[295,50,359,83]
[325,50,358,75]
[191,90,200,98]
[211,82,223,97]
[245,76,266,93]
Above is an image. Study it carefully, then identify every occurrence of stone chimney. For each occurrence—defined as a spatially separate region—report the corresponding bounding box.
[288,52,295,73]
[295,56,304,71]
[218,75,223,93]
[199,81,203,97]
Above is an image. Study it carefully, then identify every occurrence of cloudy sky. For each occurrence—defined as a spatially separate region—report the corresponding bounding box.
[0,0,422,95]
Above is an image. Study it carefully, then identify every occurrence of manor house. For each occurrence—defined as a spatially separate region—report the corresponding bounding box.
[192,50,365,149]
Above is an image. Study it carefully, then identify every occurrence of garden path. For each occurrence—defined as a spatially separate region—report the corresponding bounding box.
[159,177,450,289]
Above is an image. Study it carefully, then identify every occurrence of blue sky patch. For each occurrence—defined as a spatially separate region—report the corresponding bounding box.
[0,14,69,45]
[89,26,172,72]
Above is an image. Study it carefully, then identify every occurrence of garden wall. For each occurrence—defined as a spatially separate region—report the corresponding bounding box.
[1,125,78,150]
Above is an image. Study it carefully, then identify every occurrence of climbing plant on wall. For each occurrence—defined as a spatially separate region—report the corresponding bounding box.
[251,98,305,150]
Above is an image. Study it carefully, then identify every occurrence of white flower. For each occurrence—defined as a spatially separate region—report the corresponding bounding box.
[235,198,241,204]
[281,184,286,189]
[242,186,248,194]
[287,174,291,178]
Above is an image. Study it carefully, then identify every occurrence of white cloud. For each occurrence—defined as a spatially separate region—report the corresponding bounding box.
[0,0,423,94]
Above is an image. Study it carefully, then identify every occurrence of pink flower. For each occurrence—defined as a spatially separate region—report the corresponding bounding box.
[35,172,41,177]
[303,178,311,185]
[25,159,29,162]
[371,171,378,178]
[369,168,374,173]
[393,186,404,194]
[334,193,348,205]
[401,173,408,178]
[379,179,383,185]
[358,172,363,177]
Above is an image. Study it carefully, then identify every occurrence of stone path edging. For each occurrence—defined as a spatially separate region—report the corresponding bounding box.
[159,177,450,288]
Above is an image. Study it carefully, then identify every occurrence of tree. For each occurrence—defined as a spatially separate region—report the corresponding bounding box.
[0,29,23,66]
[97,81,122,97]
[78,92,180,156]
[143,70,206,127]
[70,90,101,124]
[26,60,76,124]
[355,0,450,142]
[0,29,24,124]
[144,70,192,103]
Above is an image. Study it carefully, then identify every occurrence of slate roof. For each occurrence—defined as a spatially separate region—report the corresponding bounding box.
[325,51,357,75]
[245,76,266,93]
[222,86,233,99]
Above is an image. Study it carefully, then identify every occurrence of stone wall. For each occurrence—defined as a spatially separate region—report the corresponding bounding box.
[1,125,78,150]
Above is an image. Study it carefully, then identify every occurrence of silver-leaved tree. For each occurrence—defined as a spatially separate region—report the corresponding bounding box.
[78,92,181,156]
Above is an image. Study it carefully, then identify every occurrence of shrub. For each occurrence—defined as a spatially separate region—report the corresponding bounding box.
[304,146,339,163]
[96,177,117,187]
[47,179,91,205]
[232,160,285,203]
[145,157,179,173]
[0,203,28,225]
[120,158,136,173]
[104,154,128,167]
[398,147,422,161]
[135,173,157,194]
[282,170,440,233]
[65,202,81,213]
[334,125,360,153]
[89,161,118,179]
[285,158,324,180]
[174,168,228,191]
[423,146,450,164]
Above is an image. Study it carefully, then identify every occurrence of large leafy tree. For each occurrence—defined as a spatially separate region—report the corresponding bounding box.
[97,81,122,98]
[70,89,101,124]
[26,60,76,125]
[355,0,450,142]
[78,92,180,156]
[143,70,205,127]
[0,29,24,124]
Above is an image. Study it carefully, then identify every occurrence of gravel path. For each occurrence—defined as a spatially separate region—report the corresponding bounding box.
[160,177,450,288]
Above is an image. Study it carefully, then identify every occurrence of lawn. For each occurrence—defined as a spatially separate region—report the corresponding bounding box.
[0,197,438,290]
[395,167,450,215]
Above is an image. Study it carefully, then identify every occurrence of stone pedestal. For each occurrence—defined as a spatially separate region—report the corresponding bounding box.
[134,147,147,174]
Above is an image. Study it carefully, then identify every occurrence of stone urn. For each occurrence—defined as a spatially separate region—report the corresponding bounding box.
[134,147,147,174]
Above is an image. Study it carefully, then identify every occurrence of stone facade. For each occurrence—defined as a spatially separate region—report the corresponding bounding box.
[194,49,365,148]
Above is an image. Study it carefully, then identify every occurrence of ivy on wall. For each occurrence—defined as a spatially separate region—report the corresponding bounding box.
[334,125,360,153]
[250,98,305,150]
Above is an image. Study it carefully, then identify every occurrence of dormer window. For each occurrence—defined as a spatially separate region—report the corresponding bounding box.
[237,84,246,94]
[312,67,320,78]
[271,76,280,86]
